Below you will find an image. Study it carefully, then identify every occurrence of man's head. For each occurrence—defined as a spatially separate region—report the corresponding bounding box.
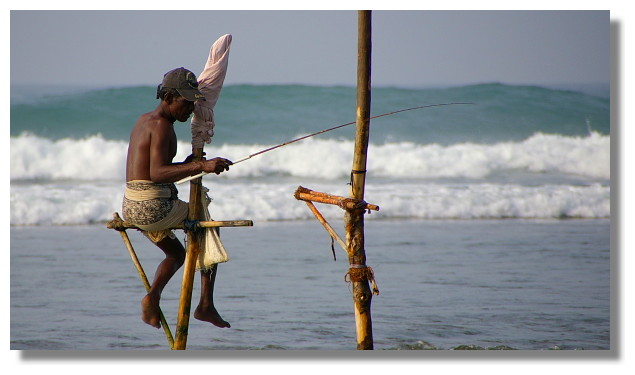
[157,67,205,102]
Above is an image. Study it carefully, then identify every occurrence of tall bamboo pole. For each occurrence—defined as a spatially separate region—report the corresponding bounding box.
[173,148,205,350]
[345,10,374,350]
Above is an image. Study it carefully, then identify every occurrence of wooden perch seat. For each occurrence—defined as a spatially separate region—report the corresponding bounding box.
[106,210,252,349]
[107,212,253,232]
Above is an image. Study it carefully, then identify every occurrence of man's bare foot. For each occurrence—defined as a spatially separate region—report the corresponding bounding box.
[141,294,161,329]
[194,305,231,328]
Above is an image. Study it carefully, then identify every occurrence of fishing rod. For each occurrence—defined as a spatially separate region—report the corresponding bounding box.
[176,102,474,185]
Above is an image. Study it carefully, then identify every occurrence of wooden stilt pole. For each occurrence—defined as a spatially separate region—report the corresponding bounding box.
[110,214,175,348]
[173,148,205,350]
[345,10,374,350]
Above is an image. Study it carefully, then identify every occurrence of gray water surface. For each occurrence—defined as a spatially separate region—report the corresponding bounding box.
[11,219,610,350]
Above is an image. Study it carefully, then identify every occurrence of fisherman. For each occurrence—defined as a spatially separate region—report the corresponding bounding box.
[123,67,232,329]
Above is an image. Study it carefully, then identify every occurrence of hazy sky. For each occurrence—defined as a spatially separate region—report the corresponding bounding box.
[10,10,609,88]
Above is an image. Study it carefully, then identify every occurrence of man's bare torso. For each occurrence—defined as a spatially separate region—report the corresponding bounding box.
[126,111,177,182]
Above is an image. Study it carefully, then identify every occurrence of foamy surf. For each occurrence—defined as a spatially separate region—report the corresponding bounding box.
[10,131,609,181]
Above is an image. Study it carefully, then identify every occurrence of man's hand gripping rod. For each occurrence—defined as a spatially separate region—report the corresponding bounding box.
[176,102,473,185]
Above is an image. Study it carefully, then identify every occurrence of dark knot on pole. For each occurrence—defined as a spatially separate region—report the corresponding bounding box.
[337,198,369,212]
[106,213,127,232]
[348,169,367,189]
[182,219,200,233]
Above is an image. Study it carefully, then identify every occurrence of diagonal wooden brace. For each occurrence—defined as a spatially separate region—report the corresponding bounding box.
[303,200,348,257]
[108,213,175,348]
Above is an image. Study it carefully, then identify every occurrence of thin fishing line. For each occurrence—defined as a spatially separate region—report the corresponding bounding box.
[176,102,474,184]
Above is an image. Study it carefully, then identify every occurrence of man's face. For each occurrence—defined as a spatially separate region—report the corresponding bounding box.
[172,96,196,122]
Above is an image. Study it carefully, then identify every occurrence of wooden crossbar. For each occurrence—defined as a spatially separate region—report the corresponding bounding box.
[294,186,379,211]
[107,213,253,231]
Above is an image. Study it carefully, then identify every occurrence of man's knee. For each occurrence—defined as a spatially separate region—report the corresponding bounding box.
[171,250,186,268]
[156,237,186,265]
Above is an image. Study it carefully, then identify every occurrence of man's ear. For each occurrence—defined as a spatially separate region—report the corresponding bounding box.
[163,91,174,103]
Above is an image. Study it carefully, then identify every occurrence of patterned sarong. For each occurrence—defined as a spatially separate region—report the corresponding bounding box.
[122,180,189,243]
[122,180,229,269]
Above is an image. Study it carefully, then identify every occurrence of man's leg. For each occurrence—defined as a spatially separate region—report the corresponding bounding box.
[194,264,231,328]
[141,236,185,328]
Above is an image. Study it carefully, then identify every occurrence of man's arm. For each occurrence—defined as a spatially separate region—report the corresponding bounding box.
[148,122,230,183]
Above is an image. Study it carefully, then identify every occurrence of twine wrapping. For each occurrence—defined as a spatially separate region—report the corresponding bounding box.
[345,265,379,295]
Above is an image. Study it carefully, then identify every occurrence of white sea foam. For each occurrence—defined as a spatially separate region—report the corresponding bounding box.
[367,131,610,180]
[10,131,609,181]
[10,133,131,181]
[9,179,610,226]
[10,183,125,226]
[9,132,610,225]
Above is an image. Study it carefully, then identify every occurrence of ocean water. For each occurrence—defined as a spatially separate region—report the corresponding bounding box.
[11,219,610,351]
[10,83,611,350]
[10,83,610,224]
